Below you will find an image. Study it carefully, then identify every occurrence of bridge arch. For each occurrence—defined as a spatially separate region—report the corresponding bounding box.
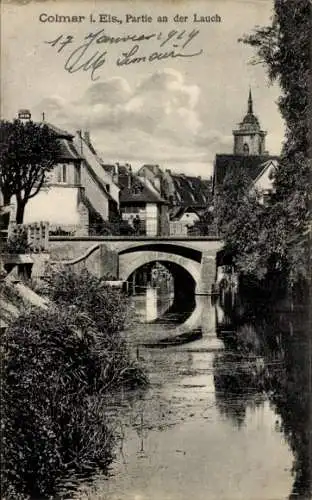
[118,250,201,293]
[118,243,202,263]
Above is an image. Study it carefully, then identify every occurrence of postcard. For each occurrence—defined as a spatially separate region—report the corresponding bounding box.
[1,1,311,499]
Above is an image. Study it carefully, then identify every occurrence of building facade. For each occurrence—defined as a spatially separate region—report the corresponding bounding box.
[137,165,212,235]
[18,112,120,235]
[118,169,169,237]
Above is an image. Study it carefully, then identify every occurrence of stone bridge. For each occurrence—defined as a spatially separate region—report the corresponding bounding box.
[48,236,223,295]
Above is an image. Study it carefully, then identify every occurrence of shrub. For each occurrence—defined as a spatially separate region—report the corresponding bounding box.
[1,268,147,499]
[1,307,116,499]
[42,266,128,335]
[2,227,30,254]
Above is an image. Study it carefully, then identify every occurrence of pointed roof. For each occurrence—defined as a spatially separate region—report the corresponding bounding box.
[241,89,260,129]
[57,138,82,161]
[248,88,253,114]
[253,158,278,184]
[41,122,74,139]
[213,154,279,192]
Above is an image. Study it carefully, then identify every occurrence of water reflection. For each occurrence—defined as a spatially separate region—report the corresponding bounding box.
[215,291,312,499]
[131,286,195,325]
[66,288,311,500]
[131,287,175,323]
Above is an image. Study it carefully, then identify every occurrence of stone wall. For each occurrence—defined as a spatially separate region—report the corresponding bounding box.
[48,242,118,278]
[197,253,217,295]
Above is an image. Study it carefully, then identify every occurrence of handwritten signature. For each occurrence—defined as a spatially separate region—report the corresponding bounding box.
[45,28,203,81]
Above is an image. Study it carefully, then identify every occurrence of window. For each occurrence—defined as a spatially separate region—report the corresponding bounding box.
[57,164,67,183]
[106,184,110,193]
[243,143,250,155]
[57,166,61,183]
[74,164,81,185]
[123,205,140,214]
[131,181,144,195]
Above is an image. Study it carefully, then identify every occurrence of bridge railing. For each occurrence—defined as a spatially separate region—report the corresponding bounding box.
[6,222,50,252]
[48,219,219,239]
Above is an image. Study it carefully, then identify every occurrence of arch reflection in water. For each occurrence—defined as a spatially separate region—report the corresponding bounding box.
[127,260,196,324]
[128,286,222,351]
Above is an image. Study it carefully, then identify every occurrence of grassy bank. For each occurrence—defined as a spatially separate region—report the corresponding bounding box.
[1,267,148,500]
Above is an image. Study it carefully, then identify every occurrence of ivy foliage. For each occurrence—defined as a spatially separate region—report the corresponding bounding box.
[219,0,312,283]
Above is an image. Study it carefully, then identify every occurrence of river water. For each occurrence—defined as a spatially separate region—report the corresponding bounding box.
[72,288,311,500]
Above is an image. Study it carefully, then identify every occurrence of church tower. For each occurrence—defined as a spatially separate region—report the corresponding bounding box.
[232,90,268,156]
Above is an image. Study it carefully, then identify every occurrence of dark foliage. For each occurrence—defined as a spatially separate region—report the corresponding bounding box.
[218,0,312,286]
[1,268,147,499]
[42,267,128,335]
[0,119,61,224]
[1,308,116,499]
[2,227,30,254]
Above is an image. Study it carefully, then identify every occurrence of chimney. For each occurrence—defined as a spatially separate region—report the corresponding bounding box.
[113,162,119,183]
[18,109,31,123]
[127,164,132,189]
[84,130,91,145]
[154,175,161,192]
[76,130,83,155]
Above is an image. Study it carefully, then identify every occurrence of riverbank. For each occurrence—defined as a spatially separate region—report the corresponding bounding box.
[1,267,148,500]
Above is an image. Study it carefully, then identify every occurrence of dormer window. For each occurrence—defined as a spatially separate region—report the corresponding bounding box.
[131,181,144,195]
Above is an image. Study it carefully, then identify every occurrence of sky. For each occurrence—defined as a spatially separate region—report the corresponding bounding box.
[1,0,285,178]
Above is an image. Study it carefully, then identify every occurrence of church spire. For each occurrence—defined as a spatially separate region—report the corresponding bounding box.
[248,88,253,114]
[232,88,267,155]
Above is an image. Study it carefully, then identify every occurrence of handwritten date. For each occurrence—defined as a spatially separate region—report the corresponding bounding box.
[45,28,203,81]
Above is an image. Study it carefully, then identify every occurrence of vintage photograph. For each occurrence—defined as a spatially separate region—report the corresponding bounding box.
[0,0,311,499]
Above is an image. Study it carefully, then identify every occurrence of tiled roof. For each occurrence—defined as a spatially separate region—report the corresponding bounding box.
[120,176,166,204]
[137,164,213,209]
[42,122,74,139]
[57,138,81,161]
[83,158,115,202]
[102,164,116,175]
[39,121,80,161]
[213,154,279,191]
[141,164,162,175]
[171,174,212,207]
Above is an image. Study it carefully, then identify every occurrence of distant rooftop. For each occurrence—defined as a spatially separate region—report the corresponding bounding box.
[213,154,279,191]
